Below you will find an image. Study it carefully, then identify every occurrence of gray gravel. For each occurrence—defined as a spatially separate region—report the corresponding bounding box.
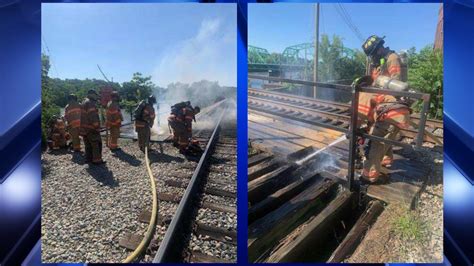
[409,148,443,262]
[186,134,237,262]
[188,235,237,261]
[42,138,151,263]
[348,147,443,263]
[207,181,236,193]
[143,132,237,263]
[197,209,237,231]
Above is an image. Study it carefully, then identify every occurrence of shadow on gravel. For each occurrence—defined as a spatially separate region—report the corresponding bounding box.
[148,150,185,164]
[111,149,141,167]
[47,149,70,156]
[86,164,119,188]
[71,152,86,165]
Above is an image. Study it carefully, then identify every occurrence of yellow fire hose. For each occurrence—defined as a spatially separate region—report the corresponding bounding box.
[122,146,158,263]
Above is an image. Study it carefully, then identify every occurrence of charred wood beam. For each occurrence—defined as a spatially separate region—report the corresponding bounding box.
[248,164,296,204]
[265,191,354,262]
[327,200,384,262]
[248,179,338,262]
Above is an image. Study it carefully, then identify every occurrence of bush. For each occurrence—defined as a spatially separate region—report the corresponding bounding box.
[408,47,443,119]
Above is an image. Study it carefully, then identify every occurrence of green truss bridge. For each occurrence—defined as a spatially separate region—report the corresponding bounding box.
[248,43,356,77]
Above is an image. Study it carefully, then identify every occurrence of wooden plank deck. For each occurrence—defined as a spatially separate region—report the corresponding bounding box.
[248,110,431,207]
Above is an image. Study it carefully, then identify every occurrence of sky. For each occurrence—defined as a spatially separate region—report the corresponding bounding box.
[42,4,236,87]
[249,3,441,54]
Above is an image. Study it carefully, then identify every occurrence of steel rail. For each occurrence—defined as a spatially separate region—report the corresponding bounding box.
[248,76,439,146]
[249,87,351,111]
[248,101,347,133]
[248,96,350,121]
[248,74,354,92]
[122,146,158,263]
[248,96,441,144]
[153,109,226,263]
[249,87,443,130]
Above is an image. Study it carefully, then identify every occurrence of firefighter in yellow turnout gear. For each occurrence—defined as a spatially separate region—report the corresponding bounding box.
[47,115,69,150]
[168,101,201,155]
[358,35,411,183]
[81,90,104,164]
[106,91,123,150]
[135,95,156,152]
[64,94,82,152]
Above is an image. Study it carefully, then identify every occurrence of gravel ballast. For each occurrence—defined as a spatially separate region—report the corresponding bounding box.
[42,138,151,263]
[43,123,237,263]
[347,148,443,263]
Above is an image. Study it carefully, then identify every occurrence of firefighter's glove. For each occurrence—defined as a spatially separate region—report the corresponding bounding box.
[352,76,374,87]
[352,125,370,142]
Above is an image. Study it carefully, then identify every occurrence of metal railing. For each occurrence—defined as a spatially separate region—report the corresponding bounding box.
[248,75,431,191]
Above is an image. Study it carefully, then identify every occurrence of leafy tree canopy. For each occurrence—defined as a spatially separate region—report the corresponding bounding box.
[408,46,443,119]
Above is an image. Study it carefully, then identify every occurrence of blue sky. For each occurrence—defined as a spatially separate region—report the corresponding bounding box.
[42,4,236,87]
[249,3,441,54]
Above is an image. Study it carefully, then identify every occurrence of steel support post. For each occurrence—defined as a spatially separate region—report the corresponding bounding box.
[415,94,431,148]
[347,84,360,192]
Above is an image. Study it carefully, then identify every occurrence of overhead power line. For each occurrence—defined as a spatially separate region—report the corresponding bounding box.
[334,4,365,42]
[339,4,364,41]
[42,35,60,77]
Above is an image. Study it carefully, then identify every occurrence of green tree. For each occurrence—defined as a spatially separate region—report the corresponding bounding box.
[41,54,60,145]
[48,78,120,107]
[317,34,366,83]
[408,46,443,119]
[119,72,155,119]
[314,35,366,101]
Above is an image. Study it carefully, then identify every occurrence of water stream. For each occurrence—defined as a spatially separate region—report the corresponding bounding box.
[295,135,347,166]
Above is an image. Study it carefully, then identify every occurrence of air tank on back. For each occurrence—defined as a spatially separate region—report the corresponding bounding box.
[373,49,409,92]
[374,75,409,92]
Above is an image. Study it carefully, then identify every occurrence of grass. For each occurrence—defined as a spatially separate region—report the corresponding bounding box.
[392,211,427,242]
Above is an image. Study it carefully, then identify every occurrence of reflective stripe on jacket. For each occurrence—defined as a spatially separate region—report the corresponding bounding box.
[367,51,409,128]
[371,52,402,81]
[52,119,66,134]
[135,104,155,128]
[81,98,100,131]
[106,100,123,127]
[65,102,81,128]
[358,92,376,124]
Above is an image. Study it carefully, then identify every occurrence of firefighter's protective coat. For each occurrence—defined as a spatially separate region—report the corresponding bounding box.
[106,100,123,150]
[135,103,155,152]
[81,98,103,163]
[65,101,81,151]
[358,51,411,181]
[48,118,68,150]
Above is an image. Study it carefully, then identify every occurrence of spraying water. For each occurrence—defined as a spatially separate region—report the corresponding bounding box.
[295,135,347,166]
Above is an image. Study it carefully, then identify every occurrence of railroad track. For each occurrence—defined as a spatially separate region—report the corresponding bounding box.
[183,127,237,263]
[248,147,386,263]
[248,88,443,146]
[119,103,237,263]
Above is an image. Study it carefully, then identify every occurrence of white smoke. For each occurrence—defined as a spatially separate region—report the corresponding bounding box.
[300,150,341,176]
[152,18,236,87]
[151,81,236,137]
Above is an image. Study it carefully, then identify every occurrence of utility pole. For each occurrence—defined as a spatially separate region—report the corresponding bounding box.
[313,3,320,98]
